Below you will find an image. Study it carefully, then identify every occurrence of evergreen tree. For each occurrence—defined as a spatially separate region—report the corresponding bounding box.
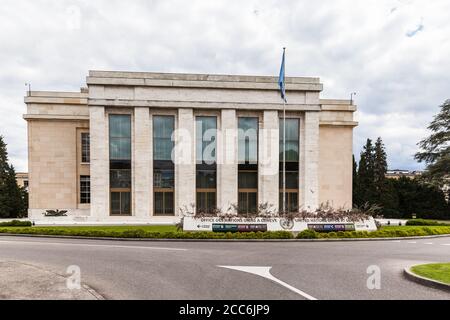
[374,137,388,188]
[415,99,450,185]
[358,139,376,204]
[0,136,27,218]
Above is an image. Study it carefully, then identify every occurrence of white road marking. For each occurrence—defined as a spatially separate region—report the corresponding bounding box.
[441,244,450,246]
[0,240,187,251]
[423,243,434,245]
[407,241,417,244]
[218,266,317,300]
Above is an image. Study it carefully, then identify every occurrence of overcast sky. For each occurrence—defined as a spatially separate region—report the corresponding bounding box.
[1,0,449,172]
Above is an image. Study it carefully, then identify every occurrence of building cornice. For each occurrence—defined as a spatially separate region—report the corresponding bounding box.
[319,121,359,127]
[23,114,89,121]
[87,70,324,92]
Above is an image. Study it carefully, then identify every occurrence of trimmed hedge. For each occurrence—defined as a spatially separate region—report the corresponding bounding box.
[0,227,294,240]
[0,225,449,240]
[0,220,32,227]
[406,219,448,226]
[296,226,450,239]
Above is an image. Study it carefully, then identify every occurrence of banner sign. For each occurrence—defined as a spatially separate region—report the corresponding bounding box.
[183,217,377,233]
[212,224,268,233]
[308,224,356,232]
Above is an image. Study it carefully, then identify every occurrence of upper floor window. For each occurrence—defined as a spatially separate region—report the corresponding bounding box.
[238,117,258,164]
[153,116,175,161]
[279,118,299,162]
[81,132,90,163]
[196,116,217,164]
[80,175,90,204]
[109,115,131,160]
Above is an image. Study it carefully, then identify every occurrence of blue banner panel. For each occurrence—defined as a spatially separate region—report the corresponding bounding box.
[308,224,355,233]
[212,224,267,233]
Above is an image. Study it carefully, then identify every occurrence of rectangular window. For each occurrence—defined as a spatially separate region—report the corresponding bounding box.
[238,117,258,164]
[196,116,217,213]
[80,175,90,204]
[280,118,299,162]
[153,116,175,216]
[109,115,131,160]
[109,115,132,216]
[238,117,258,214]
[279,118,299,213]
[196,116,217,164]
[81,132,90,163]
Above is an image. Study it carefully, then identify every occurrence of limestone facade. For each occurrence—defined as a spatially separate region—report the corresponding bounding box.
[24,71,357,223]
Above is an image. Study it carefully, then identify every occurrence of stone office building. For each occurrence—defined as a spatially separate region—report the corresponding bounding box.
[24,71,357,223]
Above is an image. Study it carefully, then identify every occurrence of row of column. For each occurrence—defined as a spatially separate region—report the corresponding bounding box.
[89,107,320,219]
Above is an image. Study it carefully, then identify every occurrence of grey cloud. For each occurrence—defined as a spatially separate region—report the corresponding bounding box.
[0,0,449,172]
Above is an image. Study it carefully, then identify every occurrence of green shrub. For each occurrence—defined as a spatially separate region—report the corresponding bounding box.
[406,219,446,226]
[296,229,319,239]
[0,220,32,227]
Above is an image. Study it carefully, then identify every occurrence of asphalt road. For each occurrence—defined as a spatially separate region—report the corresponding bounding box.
[0,235,449,300]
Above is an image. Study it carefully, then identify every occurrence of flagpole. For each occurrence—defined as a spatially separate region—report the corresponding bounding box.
[282,47,287,214]
[283,97,286,214]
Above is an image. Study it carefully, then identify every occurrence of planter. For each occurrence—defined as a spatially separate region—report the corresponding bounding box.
[183,216,377,232]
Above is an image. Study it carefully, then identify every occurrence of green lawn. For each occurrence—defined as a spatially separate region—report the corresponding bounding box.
[411,263,450,284]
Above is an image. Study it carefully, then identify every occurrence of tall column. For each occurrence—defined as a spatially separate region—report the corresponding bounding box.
[258,110,279,213]
[89,106,109,220]
[303,111,320,211]
[175,108,196,215]
[133,107,151,218]
[218,109,237,213]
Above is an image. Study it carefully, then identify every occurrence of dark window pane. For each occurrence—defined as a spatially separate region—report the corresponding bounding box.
[196,192,206,213]
[238,192,247,214]
[121,192,131,215]
[153,116,174,161]
[290,192,298,212]
[111,192,121,214]
[238,171,258,189]
[155,192,164,214]
[110,170,131,189]
[248,192,257,213]
[196,192,216,214]
[279,171,299,189]
[279,192,299,213]
[164,192,174,214]
[154,170,174,189]
[80,175,90,204]
[196,170,216,189]
[207,192,216,212]
[81,133,90,163]
[238,117,258,164]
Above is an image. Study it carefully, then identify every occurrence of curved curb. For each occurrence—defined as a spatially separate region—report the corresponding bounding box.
[403,267,450,293]
[0,232,449,242]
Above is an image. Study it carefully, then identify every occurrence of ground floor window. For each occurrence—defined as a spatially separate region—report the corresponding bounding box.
[279,191,299,213]
[238,168,258,214]
[111,191,131,215]
[110,168,132,215]
[279,168,299,213]
[80,175,90,204]
[154,166,175,215]
[196,167,216,214]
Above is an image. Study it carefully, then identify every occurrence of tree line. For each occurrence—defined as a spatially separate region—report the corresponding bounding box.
[0,136,27,218]
[353,100,450,219]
